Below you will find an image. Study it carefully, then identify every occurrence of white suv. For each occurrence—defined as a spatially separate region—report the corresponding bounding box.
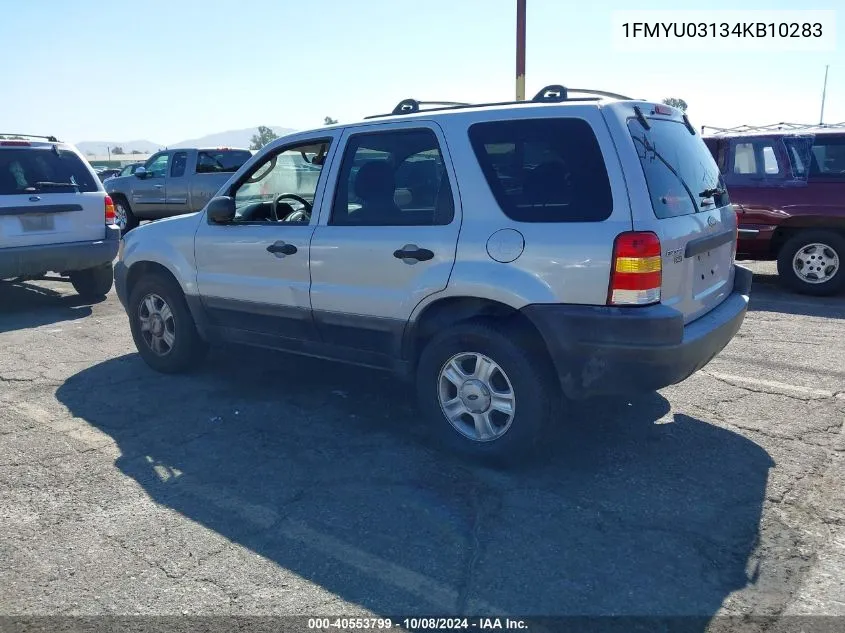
[0,135,119,298]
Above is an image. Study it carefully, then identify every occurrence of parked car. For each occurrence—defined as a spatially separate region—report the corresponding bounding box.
[703,123,845,295]
[114,86,751,463]
[96,168,121,182]
[105,147,252,234]
[0,134,119,298]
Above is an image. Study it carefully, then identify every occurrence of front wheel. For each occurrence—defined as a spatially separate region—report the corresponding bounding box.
[69,263,113,300]
[777,230,845,296]
[127,274,207,373]
[416,321,555,466]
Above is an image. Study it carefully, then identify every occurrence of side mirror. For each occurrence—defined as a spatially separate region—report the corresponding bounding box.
[134,166,147,179]
[207,196,236,224]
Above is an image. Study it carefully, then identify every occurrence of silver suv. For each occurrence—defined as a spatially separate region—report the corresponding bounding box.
[0,134,119,298]
[114,86,752,463]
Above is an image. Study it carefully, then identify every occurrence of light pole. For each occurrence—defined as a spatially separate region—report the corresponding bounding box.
[820,64,830,125]
[516,0,526,100]
[107,146,111,164]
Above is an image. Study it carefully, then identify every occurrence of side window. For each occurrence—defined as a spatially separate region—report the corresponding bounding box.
[170,151,187,178]
[809,136,845,179]
[762,146,779,174]
[330,129,454,227]
[145,153,169,178]
[196,150,253,174]
[732,142,756,174]
[231,140,330,223]
[468,118,612,223]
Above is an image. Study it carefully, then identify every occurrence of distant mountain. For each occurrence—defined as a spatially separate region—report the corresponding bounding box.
[169,126,297,149]
[76,139,164,156]
[75,126,298,156]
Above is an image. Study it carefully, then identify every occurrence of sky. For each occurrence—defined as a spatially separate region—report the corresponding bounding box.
[0,0,842,145]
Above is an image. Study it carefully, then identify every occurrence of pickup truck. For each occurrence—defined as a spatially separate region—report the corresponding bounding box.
[104,147,253,233]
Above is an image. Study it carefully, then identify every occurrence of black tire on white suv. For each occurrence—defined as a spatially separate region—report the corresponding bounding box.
[69,263,114,300]
[415,320,554,465]
[776,230,845,297]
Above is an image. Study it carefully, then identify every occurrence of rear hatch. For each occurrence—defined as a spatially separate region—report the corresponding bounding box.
[622,106,737,324]
[0,142,105,248]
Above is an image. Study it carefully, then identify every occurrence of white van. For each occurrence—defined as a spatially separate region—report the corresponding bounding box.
[0,134,119,298]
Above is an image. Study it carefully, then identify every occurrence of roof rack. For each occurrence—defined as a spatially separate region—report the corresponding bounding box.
[0,133,59,142]
[701,122,845,136]
[364,84,633,119]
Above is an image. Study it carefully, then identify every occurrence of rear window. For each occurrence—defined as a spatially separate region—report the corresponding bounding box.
[196,150,252,174]
[628,118,728,219]
[0,148,98,195]
[468,118,613,223]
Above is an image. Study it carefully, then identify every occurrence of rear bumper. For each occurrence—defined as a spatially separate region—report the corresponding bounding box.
[0,226,120,279]
[521,265,752,399]
[736,224,776,260]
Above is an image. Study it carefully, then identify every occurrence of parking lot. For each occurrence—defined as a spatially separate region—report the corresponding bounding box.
[1,262,843,624]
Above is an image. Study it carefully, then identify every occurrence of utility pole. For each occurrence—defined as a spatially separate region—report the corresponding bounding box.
[516,0,526,100]
[819,64,830,125]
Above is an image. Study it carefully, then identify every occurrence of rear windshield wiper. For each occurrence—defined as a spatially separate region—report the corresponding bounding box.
[698,187,727,208]
[631,135,698,212]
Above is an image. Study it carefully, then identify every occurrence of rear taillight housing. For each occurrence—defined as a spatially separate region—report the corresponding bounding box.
[608,231,662,306]
[104,195,116,225]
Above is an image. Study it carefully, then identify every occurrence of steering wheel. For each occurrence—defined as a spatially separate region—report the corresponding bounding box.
[272,193,313,222]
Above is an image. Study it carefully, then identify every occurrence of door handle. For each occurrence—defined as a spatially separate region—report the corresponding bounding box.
[154,184,164,189]
[267,241,297,256]
[393,244,434,262]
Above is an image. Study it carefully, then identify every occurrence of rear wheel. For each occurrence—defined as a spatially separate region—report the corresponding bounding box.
[127,273,207,373]
[114,198,139,235]
[69,263,113,300]
[416,320,554,466]
[777,230,845,296]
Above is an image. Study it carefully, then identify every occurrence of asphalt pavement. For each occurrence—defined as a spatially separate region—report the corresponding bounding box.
[0,261,843,630]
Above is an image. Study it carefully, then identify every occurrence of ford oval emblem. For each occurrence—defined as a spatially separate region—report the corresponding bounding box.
[707,216,717,227]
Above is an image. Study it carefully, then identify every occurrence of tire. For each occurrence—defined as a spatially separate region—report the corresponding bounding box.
[127,272,207,373]
[776,230,845,297]
[114,197,139,235]
[415,320,555,466]
[69,263,113,300]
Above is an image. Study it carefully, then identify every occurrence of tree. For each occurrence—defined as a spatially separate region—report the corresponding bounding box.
[324,116,338,125]
[131,150,144,155]
[249,126,279,150]
[662,97,688,112]
[112,146,125,154]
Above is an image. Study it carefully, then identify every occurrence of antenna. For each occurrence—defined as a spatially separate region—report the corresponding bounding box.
[820,64,830,125]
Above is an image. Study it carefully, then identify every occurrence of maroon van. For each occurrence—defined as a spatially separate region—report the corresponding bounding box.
[702,124,845,296]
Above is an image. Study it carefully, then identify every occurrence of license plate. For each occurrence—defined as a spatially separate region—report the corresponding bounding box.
[20,215,55,232]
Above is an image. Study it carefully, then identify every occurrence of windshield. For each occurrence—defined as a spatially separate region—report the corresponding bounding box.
[628,118,728,219]
[0,148,98,195]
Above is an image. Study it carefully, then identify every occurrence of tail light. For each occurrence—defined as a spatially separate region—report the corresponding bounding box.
[104,195,116,225]
[608,231,662,306]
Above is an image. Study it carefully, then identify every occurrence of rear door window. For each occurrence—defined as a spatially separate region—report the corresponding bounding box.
[0,148,98,195]
[809,136,845,179]
[468,118,612,223]
[628,118,728,218]
[196,150,252,174]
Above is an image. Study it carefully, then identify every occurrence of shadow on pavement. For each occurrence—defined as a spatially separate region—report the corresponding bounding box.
[747,274,845,321]
[57,346,774,625]
[0,279,97,333]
